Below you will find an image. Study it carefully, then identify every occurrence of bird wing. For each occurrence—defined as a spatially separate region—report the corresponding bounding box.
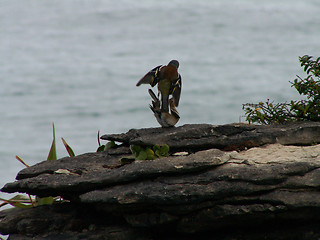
[169,99,180,119]
[136,65,162,87]
[170,74,182,107]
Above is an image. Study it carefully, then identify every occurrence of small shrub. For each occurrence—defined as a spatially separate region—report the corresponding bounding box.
[243,55,320,124]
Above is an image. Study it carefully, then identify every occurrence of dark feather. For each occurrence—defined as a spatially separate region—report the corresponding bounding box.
[136,65,162,87]
[170,74,182,107]
[171,109,180,119]
[148,89,159,102]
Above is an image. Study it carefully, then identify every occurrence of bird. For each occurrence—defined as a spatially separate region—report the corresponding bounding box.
[148,89,180,127]
[136,60,182,113]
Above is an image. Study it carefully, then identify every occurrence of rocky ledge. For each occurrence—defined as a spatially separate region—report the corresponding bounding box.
[2,122,320,239]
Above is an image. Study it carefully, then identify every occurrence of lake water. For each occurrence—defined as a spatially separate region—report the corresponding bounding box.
[1,0,320,202]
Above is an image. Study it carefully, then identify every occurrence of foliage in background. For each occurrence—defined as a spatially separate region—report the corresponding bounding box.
[0,124,75,209]
[243,55,320,124]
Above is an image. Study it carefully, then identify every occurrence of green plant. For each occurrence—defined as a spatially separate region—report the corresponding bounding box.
[243,55,320,124]
[130,145,156,160]
[97,140,116,152]
[121,144,170,163]
[152,144,170,158]
[96,131,118,152]
[0,124,75,209]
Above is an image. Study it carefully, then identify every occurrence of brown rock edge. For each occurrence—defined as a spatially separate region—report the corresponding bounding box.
[1,122,320,239]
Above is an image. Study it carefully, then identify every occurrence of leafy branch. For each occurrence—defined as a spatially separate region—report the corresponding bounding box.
[243,55,320,124]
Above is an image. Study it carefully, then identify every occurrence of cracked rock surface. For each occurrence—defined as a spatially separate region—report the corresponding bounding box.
[2,122,320,239]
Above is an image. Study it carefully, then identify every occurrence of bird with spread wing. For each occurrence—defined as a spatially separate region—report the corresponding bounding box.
[136,60,182,113]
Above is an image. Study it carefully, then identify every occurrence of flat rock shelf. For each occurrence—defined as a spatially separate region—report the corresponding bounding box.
[2,122,320,240]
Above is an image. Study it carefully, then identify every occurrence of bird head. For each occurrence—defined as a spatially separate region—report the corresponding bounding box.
[168,60,179,69]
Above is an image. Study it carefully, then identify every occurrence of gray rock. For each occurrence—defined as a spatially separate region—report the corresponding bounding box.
[2,122,320,239]
[101,122,320,151]
[0,204,147,240]
[2,149,228,198]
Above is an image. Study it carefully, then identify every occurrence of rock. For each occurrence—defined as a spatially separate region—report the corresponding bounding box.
[2,122,320,239]
[0,204,148,240]
[101,122,320,151]
[2,148,228,199]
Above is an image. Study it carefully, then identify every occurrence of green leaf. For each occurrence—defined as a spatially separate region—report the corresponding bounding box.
[130,145,143,157]
[97,145,106,152]
[154,150,160,157]
[15,155,30,168]
[47,123,57,161]
[137,150,148,160]
[145,147,156,160]
[153,144,161,152]
[97,141,116,152]
[11,202,33,209]
[61,137,75,157]
[0,195,33,209]
[36,196,54,206]
[159,144,170,157]
[153,144,170,157]
[153,144,161,157]
[105,141,116,150]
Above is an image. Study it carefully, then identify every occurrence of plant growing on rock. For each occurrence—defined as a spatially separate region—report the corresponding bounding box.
[96,140,116,152]
[243,55,320,124]
[0,124,74,209]
[121,144,170,163]
[130,144,170,160]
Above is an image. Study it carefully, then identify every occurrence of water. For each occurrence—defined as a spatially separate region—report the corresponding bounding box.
[1,0,320,203]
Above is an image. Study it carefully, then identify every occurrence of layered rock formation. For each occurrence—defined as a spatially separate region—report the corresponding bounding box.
[1,122,320,239]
